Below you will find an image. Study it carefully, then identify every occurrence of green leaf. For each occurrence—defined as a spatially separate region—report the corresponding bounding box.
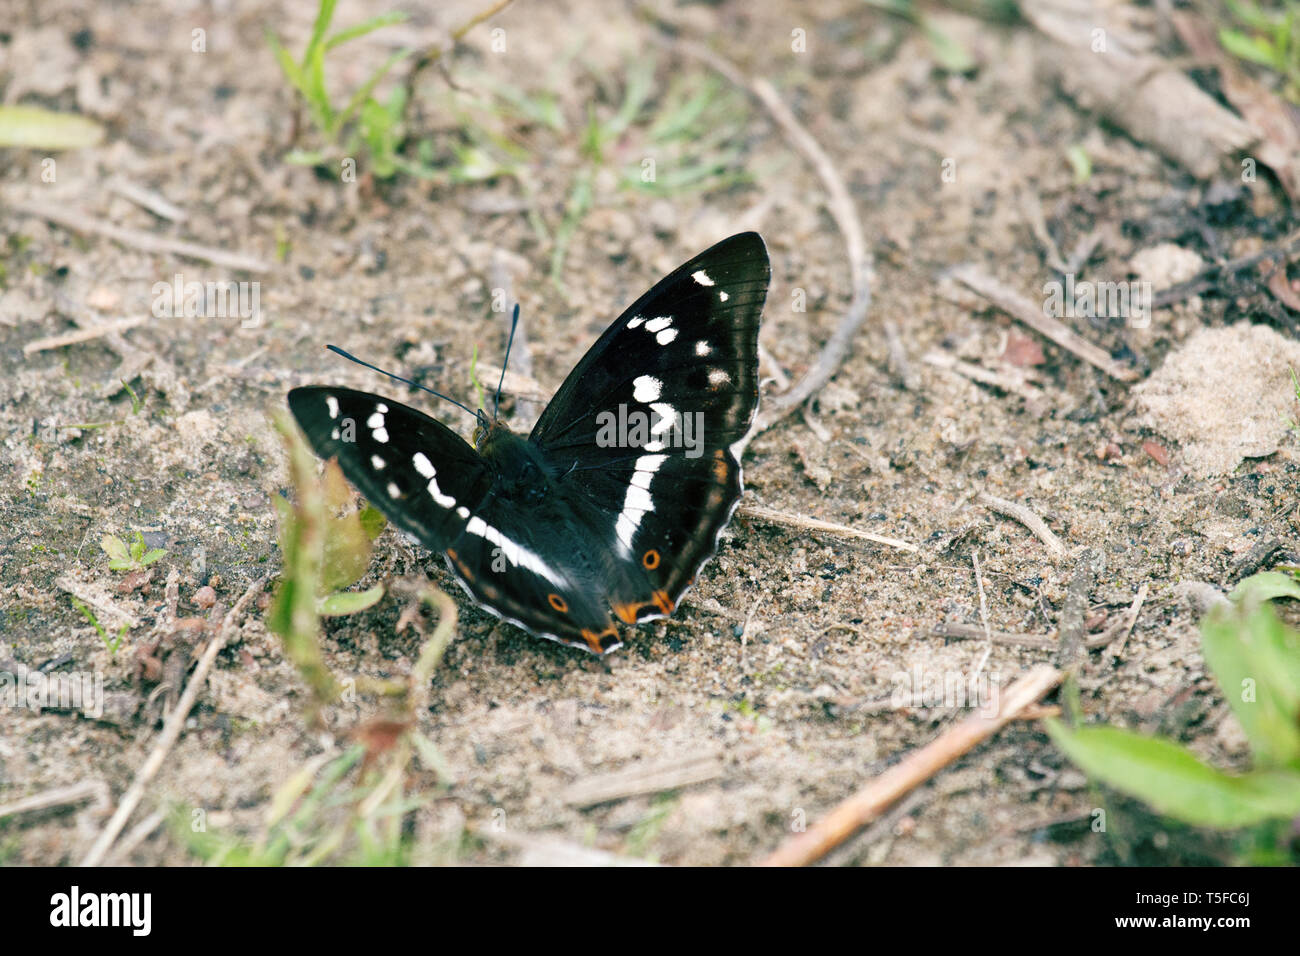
[1228,570,1300,604]
[318,584,385,617]
[335,48,413,133]
[265,30,306,94]
[1201,600,1300,766]
[1046,720,1300,828]
[358,505,386,542]
[1065,144,1091,184]
[305,0,340,61]
[325,11,409,51]
[410,730,456,784]
[0,106,104,149]
[923,19,976,74]
[319,461,373,593]
[129,532,146,562]
[99,534,130,563]
[268,411,338,707]
[107,559,135,571]
[284,149,328,166]
[1219,28,1283,69]
[140,548,168,566]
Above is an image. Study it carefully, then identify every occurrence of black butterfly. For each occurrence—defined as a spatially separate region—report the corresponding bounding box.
[288,232,770,654]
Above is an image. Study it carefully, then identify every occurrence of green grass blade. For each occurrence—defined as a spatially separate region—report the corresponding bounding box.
[325,11,408,51]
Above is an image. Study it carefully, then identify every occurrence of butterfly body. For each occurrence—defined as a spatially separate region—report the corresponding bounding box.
[288,232,770,654]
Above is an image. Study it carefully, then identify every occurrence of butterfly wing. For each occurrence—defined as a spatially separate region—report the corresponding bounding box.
[438,487,627,654]
[287,386,493,551]
[529,231,769,627]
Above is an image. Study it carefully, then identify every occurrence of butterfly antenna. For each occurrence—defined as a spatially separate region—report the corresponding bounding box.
[325,345,479,420]
[493,303,520,420]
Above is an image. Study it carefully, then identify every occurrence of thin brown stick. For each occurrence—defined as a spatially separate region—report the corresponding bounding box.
[9,200,271,272]
[106,178,187,222]
[659,36,873,442]
[758,665,1062,866]
[1058,549,1101,675]
[0,779,108,820]
[950,264,1138,382]
[924,349,1048,403]
[403,0,517,103]
[1105,582,1149,663]
[1151,230,1300,307]
[561,750,724,808]
[979,492,1066,558]
[923,621,1115,651]
[737,502,919,553]
[883,319,917,390]
[80,573,270,866]
[24,316,149,355]
[972,548,993,646]
[105,810,166,865]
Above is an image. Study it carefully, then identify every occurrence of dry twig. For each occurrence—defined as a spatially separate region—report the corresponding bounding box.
[737,503,918,553]
[978,492,1066,558]
[758,666,1062,866]
[23,316,149,355]
[80,573,270,866]
[10,200,271,272]
[950,265,1138,383]
[656,36,874,443]
[561,750,724,808]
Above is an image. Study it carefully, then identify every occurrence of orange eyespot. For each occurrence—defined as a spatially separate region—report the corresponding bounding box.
[548,593,569,613]
[642,549,661,569]
[580,627,619,654]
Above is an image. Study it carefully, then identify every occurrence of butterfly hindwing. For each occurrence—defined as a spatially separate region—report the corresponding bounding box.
[287,386,492,552]
[441,490,624,653]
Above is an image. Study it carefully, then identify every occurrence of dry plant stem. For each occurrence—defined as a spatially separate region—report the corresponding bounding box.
[106,178,187,222]
[737,502,918,553]
[979,492,1066,558]
[562,750,724,808]
[1058,550,1101,674]
[80,573,270,867]
[972,549,993,654]
[24,316,149,355]
[662,37,874,442]
[925,621,1115,651]
[403,0,517,101]
[1151,229,1300,307]
[883,318,917,390]
[924,350,1047,403]
[758,666,1062,866]
[10,200,271,272]
[950,265,1138,382]
[105,810,166,865]
[0,780,108,820]
[1105,582,1149,663]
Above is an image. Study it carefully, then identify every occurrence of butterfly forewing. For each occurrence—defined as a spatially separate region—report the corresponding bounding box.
[287,386,492,552]
[532,232,769,628]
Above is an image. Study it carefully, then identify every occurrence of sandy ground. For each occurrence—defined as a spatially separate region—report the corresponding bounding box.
[2,0,1298,866]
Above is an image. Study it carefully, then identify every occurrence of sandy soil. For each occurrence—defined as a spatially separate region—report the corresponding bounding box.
[2,0,1298,866]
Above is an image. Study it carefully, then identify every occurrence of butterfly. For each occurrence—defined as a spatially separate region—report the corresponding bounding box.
[288,231,770,654]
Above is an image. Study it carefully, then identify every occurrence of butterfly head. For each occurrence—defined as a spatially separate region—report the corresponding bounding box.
[471,408,496,450]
